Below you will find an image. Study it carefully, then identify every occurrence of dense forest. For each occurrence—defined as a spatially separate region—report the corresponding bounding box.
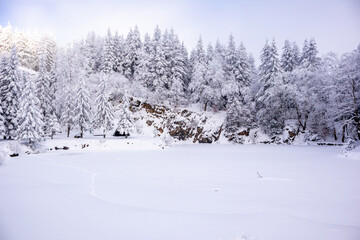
[0,23,359,144]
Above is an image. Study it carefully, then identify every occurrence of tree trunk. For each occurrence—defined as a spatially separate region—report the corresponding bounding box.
[80,126,83,138]
[333,128,337,141]
[342,125,346,143]
[204,101,208,112]
[67,126,70,138]
[103,129,106,138]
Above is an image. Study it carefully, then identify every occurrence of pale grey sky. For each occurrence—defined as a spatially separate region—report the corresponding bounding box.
[1,0,360,59]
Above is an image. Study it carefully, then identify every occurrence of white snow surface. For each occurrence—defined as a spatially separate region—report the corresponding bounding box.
[0,138,360,240]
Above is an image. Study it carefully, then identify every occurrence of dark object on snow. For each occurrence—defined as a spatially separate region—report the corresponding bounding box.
[54,146,69,150]
[9,153,19,157]
[317,142,345,146]
[113,130,130,138]
[74,133,82,138]
[81,144,89,149]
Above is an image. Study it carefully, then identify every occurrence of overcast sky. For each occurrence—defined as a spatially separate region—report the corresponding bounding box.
[1,0,359,59]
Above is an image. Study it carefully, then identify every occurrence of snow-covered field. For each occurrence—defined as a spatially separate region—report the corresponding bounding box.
[0,139,360,240]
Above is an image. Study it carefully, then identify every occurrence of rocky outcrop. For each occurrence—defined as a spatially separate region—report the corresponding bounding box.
[131,100,222,143]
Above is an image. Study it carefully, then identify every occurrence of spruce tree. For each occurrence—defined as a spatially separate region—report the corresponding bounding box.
[0,103,4,137]
[93,74,115,138]
[36,54,52,134]
[225,93,253,143]
[281,40,295,72]
[300,38,321,69]
[73,58,92,138]
[123,26,142,80]
[16,73,44,144]
[236,43,252,87]
[113,31,125,73]
[204,51,224,109]
[116,94,134,137]
[134,33,154,91]
[101,28,115,74]
[48,112,61,139]
[189,37,209,110]
[256,39,284,135]
[2,46,21,139]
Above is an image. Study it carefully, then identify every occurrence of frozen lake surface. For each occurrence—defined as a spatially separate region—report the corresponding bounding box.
[0,141,359,240]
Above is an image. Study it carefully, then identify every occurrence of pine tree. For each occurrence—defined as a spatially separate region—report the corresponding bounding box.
[93,74,115,138]
[101,28,115,74]
[225,92,253,143]
[281,40,295,72]
[2,46,21,139]
[123,26,142,80]
[58,48,75,137]
[134,33,154,91]
[236,43,252,87]
[300,38,321,69]
[0,55,9,127]
[61,91,74,138]
[0,100,5,137]
[36,54,52,134]
[48,112,61,139]
[291,42,300,68]
[167,30,186,106]
[16,73,44,144]
[85,31,98,73]
[189,37,209,110]
[16,32,33,69]
[256,39,284,135]
[113,31,125,73]
[204,51,224,109]
[225,34,239,82]
[116,94,134,137]
[37,34,57,72]
[73,57,92,138]
[152,33,168,102]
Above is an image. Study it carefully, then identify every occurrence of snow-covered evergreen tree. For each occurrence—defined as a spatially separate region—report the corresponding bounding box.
[281,40,295,72]
[101,28,115,74]
[256,39,284,135]
[204,50,224,109]
[2,46,21,139]
[113,31,125,73]
[291,42,300,68]
[116,94,134,137]
[123,26,142,80]
[236,43,252,87]
[48,112,61,139]
[167,30,187,106]
[134,33,154,91]
[0,55,9,127]
[189,37,209,110]
[300,38,321,69]
[151,32,168,102]
[225,92,253,143]
[73,57,92,138]
[93,74,115,137]
[36,54,52,133]
[16,73,44,144]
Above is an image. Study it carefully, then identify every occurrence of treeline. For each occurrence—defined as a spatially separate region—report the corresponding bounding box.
[0,24,359,144]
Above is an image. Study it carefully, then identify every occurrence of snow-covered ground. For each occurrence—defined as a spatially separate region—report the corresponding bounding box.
[0,138,359,240]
